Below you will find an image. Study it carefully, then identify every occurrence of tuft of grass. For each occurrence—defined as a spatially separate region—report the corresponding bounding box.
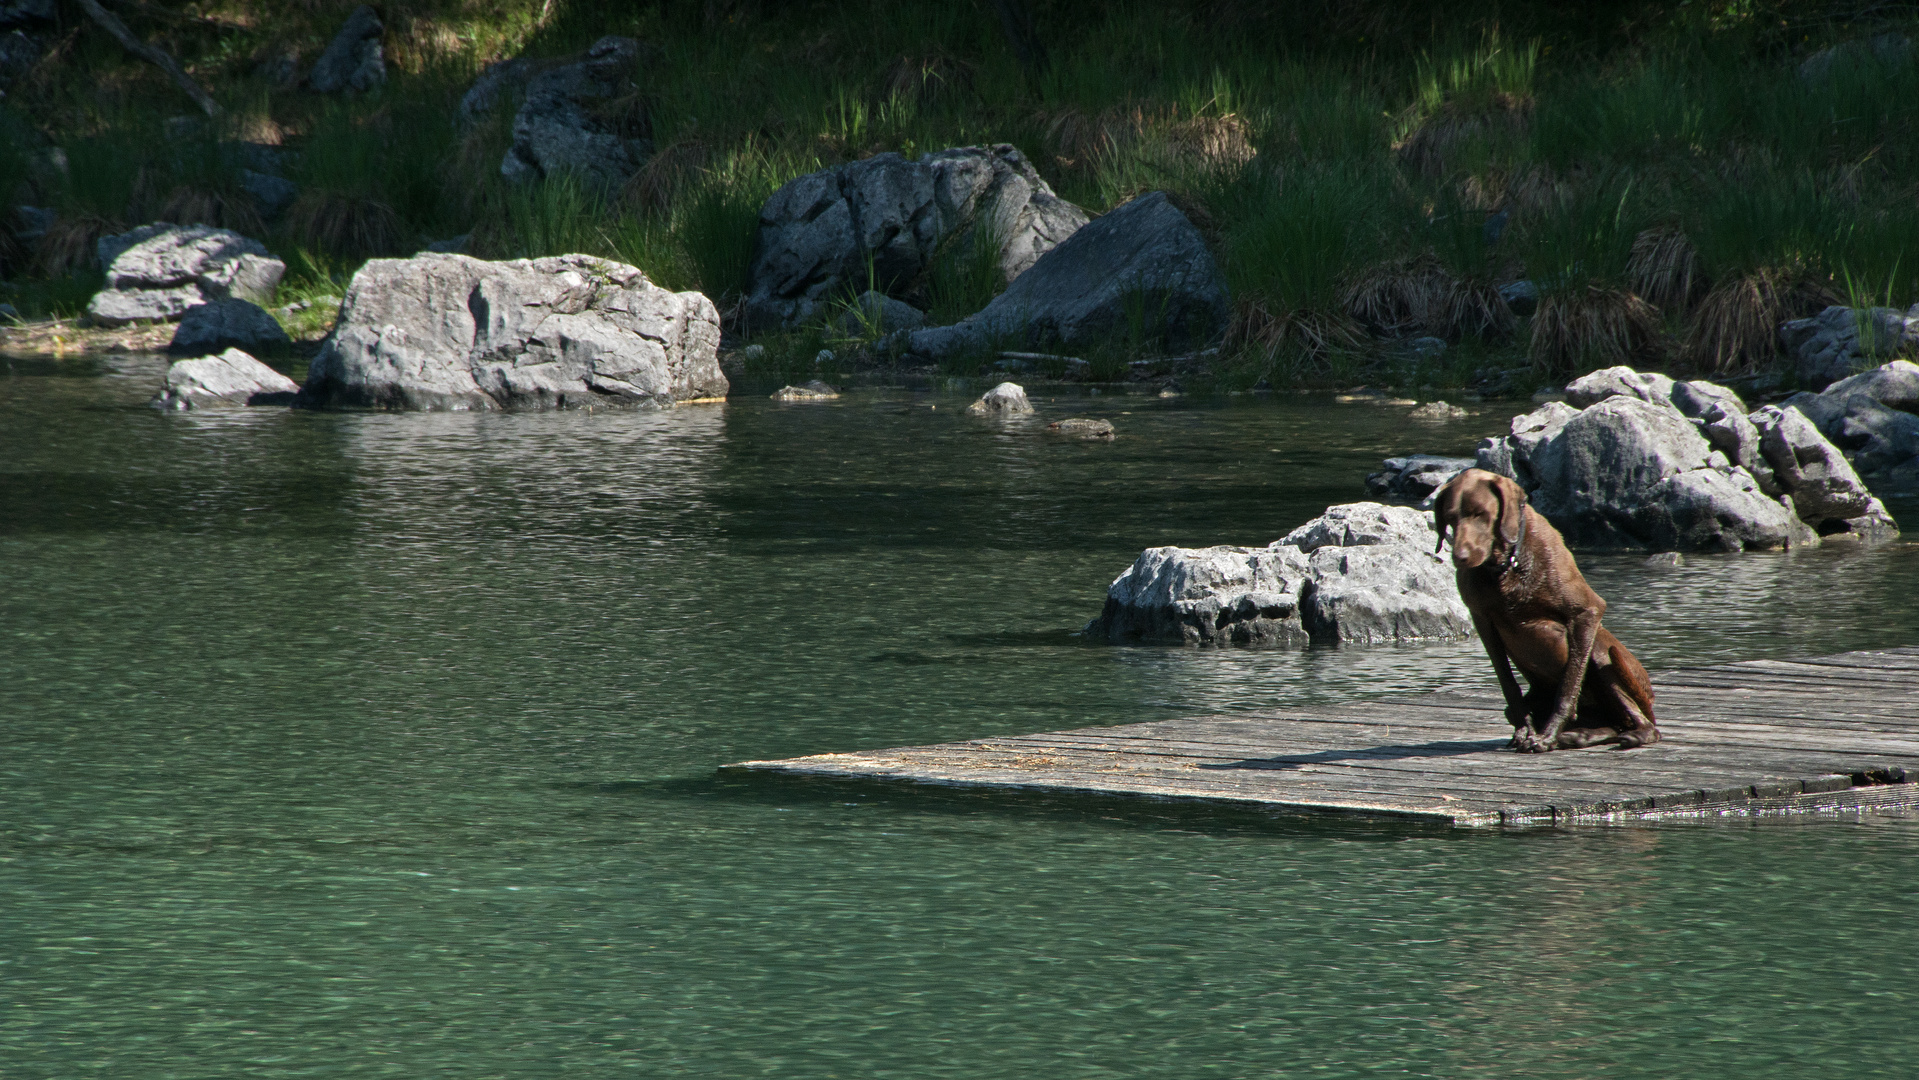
[1627,225,1705,316]
[1682,267,1838,373]
[924,212,1005,325]
[1532,285,1665,377]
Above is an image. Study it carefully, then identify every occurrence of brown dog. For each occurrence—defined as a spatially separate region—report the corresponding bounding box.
[1433,469,1660,752]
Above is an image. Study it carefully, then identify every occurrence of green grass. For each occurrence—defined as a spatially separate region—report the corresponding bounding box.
[12,0,1919,387]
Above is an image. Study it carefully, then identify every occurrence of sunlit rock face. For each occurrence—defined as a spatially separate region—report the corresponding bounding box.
[299,253,727,411]
[1085,503,1473,647]
[901,192,1227,360]
[743,145,1088,331]
[87,224,285,326]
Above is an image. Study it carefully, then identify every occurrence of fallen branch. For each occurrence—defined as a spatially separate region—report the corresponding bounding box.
[74,0,220,118]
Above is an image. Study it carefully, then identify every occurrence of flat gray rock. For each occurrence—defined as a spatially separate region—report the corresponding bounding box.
[87,224,285,325]
[1084,502,1470,646]
[905,192,1226,359]
[168,298,291,357]
[499,36,648,192]
[744,145,1087,330]
[1822,359,1919,413]
[299,252,726,411]
[305,5,385,94]
[1784,388,1919,475]
[151,348,300,410]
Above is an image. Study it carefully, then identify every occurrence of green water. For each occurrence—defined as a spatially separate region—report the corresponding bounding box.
[5,354,1919,1079]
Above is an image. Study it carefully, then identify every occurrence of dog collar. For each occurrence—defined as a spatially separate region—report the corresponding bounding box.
[1505,507,1529,572]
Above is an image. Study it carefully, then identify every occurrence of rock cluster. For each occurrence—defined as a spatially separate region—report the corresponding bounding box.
[305,5,385,94]
[500,37,649,192]
[151,349,300,410]
[903,192,1228,360]
[1474,365,1895,550]
[1083,503,1473,646]
[298,252,727,411]
[745,145,1087,331]
[1778,304,1919,389]
[772,381,840,401]
[1047,417,1114,439]
[87,224,285,325]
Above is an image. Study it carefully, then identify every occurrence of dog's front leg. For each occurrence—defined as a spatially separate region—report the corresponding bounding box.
[1470,614,1533,744]
[1530,607,1602,751]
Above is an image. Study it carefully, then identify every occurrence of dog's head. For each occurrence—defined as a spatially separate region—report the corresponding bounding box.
[1433,469,1527,570]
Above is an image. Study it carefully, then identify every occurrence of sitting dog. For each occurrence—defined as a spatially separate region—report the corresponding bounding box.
[1433,469,1660,752]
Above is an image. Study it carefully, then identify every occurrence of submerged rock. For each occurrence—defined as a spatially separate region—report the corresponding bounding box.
[1407,400,1467,419]
[151,348,300,409]
[903,192,1227,359]
[87,224,285,325]
[305,5,385,94]
[772,381,840,400]
[168,298,291,356]
[298,252,726,411]
[744,145,1087,331]
[966,381,1033,415]
[1083,502,1472,646]
[1047,417,1114,439]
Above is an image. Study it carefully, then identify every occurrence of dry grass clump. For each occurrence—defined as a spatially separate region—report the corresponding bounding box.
[1681,267,1839,373]
[158,185,267,237]
[881,53,975,106]
[1226,297,1367,365]
[1344,255,1516,341]
[625,139,711,214]
[1395,95,1532,179]
[1531,285,1665,376]
[1457,163,1570,220]
[1626,225,1705,315]
[31,215,119,278]
[286,191,402,258]
[1041,105,1255,175]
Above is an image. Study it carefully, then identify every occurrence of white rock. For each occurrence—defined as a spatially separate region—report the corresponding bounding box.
[966,381,1033,415]
[299,252,726,411]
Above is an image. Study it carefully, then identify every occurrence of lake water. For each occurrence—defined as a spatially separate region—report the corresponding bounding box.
[5,354,1918,1078]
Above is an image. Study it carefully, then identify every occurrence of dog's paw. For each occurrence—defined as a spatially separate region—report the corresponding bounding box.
[1507,731,1552,753]
[1615,726,1661,749]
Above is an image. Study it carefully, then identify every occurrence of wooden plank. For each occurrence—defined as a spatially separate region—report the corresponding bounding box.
[727,646,1919,828]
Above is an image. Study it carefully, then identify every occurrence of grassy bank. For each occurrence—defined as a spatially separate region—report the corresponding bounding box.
[4,0,1919,392]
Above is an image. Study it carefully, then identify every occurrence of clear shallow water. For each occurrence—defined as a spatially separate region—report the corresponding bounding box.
[4,355,1919,1078]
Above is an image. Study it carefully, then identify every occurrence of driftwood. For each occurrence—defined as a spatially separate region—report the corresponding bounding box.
[75,0,221,118]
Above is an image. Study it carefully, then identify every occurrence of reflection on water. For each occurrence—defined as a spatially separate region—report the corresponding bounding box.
[2,361,1917,1078]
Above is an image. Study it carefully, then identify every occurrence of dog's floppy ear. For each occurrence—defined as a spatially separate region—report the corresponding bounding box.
[1493,474,1527,549]
[1432,476,1461,552]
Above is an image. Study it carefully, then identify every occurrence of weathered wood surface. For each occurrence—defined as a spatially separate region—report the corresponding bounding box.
[725,647,1919,827]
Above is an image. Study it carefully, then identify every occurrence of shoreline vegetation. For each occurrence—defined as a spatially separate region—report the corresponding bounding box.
[4,0,1919,396]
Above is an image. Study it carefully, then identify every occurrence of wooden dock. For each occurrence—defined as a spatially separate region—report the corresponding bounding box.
[726,647,1919,827]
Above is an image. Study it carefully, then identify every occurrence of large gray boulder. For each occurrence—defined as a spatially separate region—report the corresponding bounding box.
[87,224,285,325]
[305,5,385,94]
[743,145,1087,330]
[168,298,291,356]
[299,252,727,411]
[1478,367,1898,550]
[1783,387,1919,476]
[1083,502,1471,646]
[499,36,648,192]
[1778,304,1919,390]
[903,192,1227,359]
[151,348,300,410]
